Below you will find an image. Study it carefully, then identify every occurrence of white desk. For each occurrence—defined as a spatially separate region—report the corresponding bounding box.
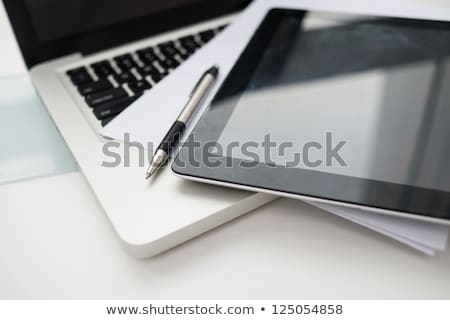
[1,0,450,299]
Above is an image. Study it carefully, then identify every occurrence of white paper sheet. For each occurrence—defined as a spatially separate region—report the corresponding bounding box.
[308,201,448,255]
[101,0,450,255]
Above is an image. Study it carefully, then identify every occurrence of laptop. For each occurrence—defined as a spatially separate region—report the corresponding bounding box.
[3,0,277,257]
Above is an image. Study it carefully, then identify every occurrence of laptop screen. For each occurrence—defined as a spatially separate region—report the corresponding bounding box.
[24,0,204,43]
[5,0,250,67]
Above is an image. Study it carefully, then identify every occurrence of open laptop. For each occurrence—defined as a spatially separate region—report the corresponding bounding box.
[3,0,277,257]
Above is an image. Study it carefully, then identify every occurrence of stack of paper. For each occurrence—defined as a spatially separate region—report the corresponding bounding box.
[310,201,448,255]
[102,0,449,255]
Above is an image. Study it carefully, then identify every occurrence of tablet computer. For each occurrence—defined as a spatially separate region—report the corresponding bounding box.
[172,8,450,224]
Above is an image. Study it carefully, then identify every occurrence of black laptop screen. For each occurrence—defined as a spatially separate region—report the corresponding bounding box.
[4,0,250,67]
[24,0,204,43]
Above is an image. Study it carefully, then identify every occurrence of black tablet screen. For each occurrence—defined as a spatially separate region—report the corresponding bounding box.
[217,12,450,192]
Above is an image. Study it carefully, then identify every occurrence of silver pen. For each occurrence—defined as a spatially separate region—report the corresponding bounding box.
[146,65,219,179]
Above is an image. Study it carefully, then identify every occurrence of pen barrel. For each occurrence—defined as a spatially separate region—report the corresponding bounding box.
[178,73,215,123]
[157,120,186,154]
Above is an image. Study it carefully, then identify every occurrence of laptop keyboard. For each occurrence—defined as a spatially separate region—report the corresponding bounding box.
[66,25,227,127]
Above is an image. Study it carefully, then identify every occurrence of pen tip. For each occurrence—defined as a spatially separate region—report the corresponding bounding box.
[146,164,159,180]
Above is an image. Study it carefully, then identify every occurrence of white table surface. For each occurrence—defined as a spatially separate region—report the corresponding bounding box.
[1,0,450,299]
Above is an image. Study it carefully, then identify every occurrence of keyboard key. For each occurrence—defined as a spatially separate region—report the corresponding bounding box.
[91,61,115,78]
[137,64,158,77]
[179,35,200,52]
[199,30,215,43]
[176,50,192,61]
[137,48,161,65]
[66,66,86,77]
[67,67,93,86]
[101,116,116,127]
[158,42,177,57]
[139,65,165,83]
[94,94,142,120]
[128,80,151,95]
[160,57,179,70]
[149,72,163,83]
[114,72,137,84]
[85,87,128,108]
[114,54,136,71]
[78,79,113,96]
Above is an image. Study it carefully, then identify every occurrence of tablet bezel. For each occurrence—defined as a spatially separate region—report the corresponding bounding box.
[172,8,450,223]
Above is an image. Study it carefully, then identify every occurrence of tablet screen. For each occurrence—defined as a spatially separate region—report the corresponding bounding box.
[174,9,450,221]
[216,12,450,192]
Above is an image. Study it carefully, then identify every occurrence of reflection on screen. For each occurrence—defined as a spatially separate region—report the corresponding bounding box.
[217,12,450,192]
